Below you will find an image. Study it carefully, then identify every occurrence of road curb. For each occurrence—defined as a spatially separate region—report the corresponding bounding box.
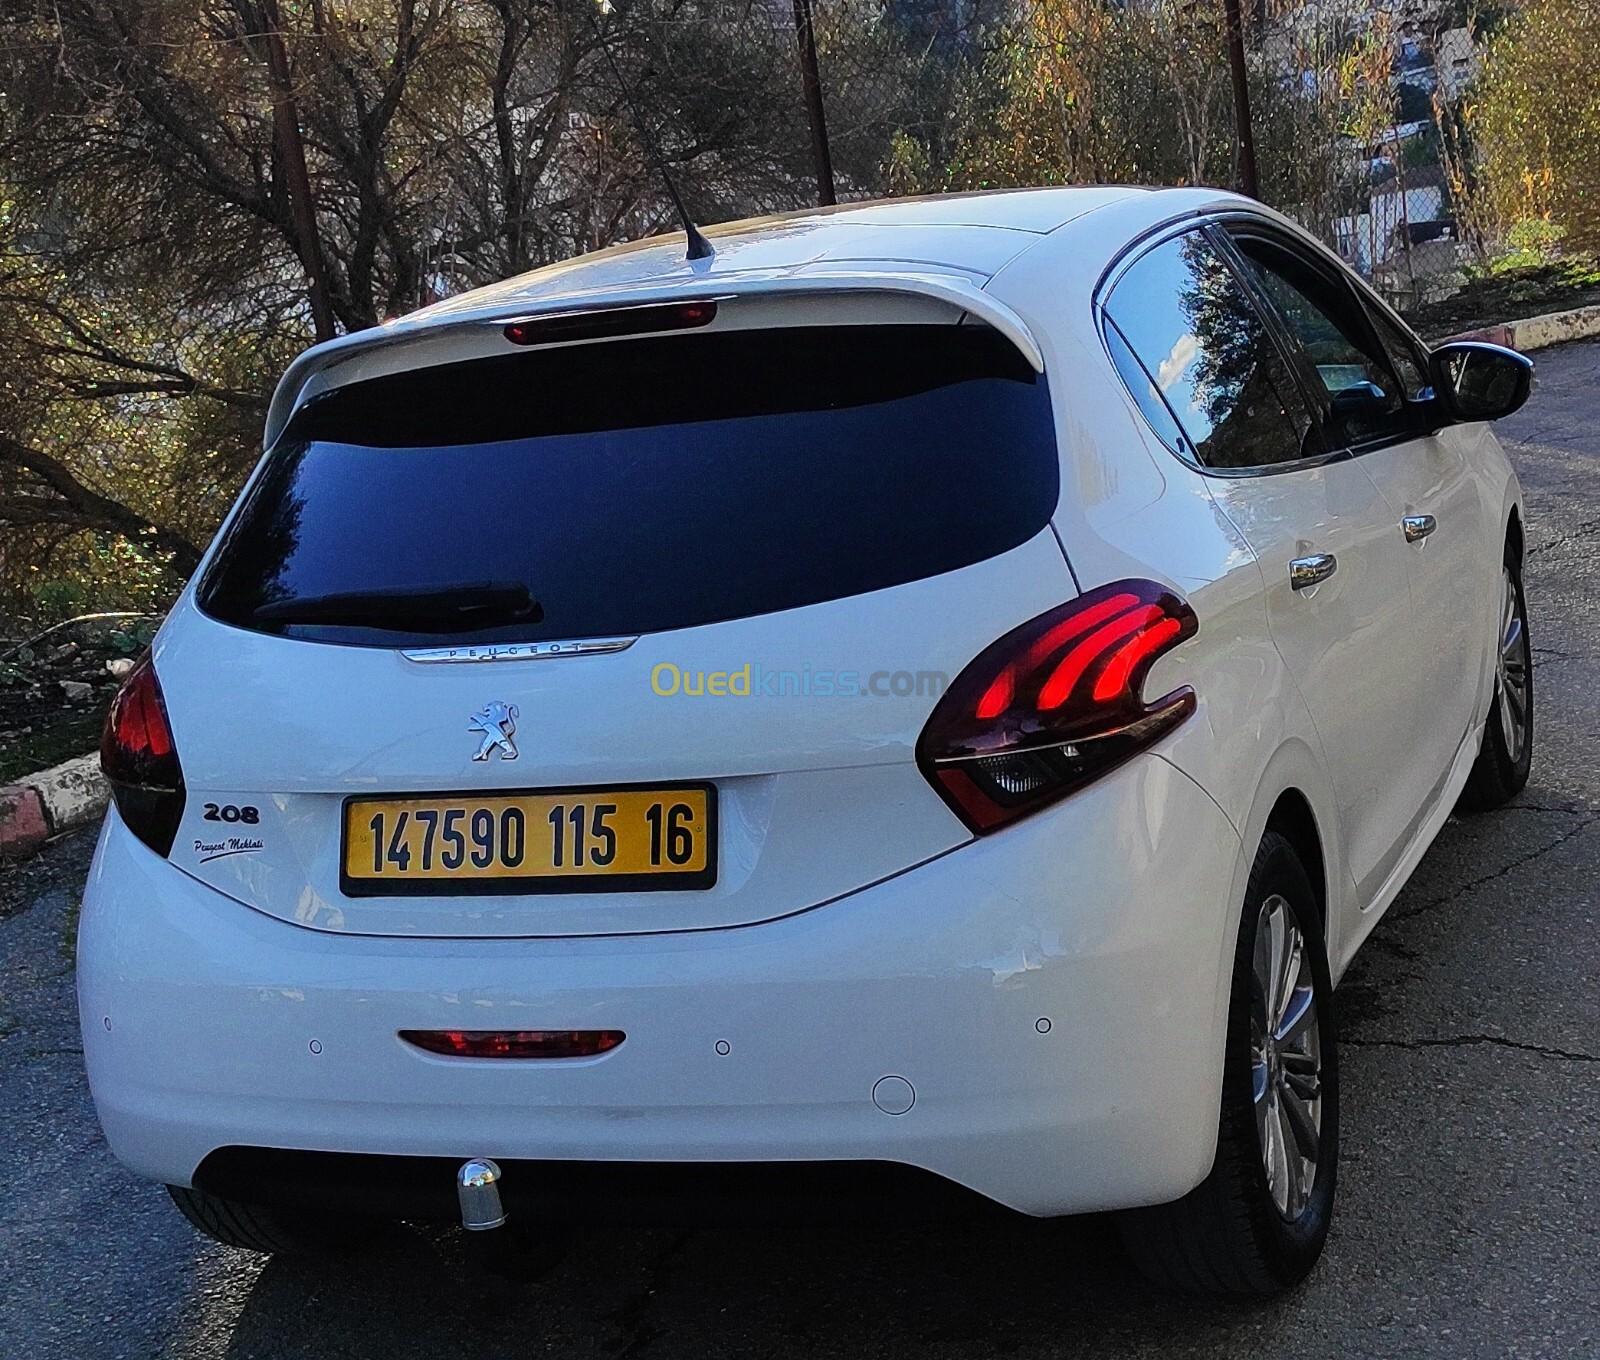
[0,786,51,858]
[0,753,107,858]
[1446,303,1600,353]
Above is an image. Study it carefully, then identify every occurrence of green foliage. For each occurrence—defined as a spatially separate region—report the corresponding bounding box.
[1506,216,1565,254]
[30,580,87,622]
[883,0,1238,194]
[1486,217,1565,272]
[1471,0,1600,255]
[884,128,935,197]
[5,532,185,634]
[1401,133,1437,174]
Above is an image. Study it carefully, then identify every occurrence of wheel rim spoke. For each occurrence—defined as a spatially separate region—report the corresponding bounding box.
[1281,1049,1320,1081]
[1275,984,1315,1045]
[1504,673,1527,711]
[1252,903,1275,1039]
[1276,1098,1305,1214]
[1262,1090,1290,1211]
[1280,1062,1318,1094]
[1265,902,1292,1026]
[1500,689,1519,761]
[1501,615,1523,665]
[1279,1081,1320,1162]
[1273,932,1304,1035]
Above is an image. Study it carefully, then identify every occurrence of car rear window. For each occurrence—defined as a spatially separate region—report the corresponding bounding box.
[198,324,1059,647]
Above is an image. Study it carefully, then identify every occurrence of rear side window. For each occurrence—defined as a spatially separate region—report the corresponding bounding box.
[199,325,1059,647]
[1105,232,1317,471]
[1103,319,1193,460]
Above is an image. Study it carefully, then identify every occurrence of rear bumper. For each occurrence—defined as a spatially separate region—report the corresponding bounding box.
[79,754,1243,1218]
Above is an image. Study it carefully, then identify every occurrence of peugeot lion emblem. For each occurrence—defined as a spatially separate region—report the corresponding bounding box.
[468,701,519,762]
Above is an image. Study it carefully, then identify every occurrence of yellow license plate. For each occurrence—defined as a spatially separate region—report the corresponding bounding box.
[341,784,715,895]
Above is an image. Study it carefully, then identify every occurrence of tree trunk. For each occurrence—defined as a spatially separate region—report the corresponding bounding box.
[261,0,337,342]
[1222,0,1259,198]
[792,0,836,206]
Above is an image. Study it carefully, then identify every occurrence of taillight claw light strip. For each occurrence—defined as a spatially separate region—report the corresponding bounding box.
[916,579,1199,833]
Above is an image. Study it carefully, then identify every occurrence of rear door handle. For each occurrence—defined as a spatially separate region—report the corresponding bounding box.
[1289,553,1337,591]
[1403,514,1437,543]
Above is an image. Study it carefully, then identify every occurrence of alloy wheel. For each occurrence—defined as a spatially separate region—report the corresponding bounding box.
[1250,893,1323,1221]
[1496,567,1531,766]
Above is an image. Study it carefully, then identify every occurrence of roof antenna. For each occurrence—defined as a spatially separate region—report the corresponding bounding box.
[589,1,714,262]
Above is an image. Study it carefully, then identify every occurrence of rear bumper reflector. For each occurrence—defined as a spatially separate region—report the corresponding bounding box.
[400,1030,625,1060]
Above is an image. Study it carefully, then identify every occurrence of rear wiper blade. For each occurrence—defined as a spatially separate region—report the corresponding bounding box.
[249,583,543,633]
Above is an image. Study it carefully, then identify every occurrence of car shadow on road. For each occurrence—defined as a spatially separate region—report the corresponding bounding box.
[214,1213,1296,1360]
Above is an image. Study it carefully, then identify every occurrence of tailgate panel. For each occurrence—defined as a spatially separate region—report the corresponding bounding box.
[156,528,1076,937]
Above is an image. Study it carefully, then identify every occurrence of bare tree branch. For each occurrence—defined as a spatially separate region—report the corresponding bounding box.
[0,433,203,573]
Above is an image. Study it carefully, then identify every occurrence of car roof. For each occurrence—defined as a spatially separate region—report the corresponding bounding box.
[404,187,1152,323]
[719,185,1150,233]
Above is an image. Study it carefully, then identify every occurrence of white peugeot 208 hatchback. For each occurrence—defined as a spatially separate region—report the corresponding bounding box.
[80,187,1534,1296]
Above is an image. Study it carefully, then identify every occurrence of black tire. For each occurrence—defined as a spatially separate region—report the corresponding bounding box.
[1457,542,1533,812]
[1117,831,1338,1297]
[166,1184,377,1256]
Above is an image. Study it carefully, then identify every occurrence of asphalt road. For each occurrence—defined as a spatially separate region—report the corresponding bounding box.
[3,341,1598,1360]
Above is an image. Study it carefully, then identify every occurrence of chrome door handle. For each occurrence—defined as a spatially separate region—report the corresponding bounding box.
[1290,553,1337,591]
[1403,514,1437,543]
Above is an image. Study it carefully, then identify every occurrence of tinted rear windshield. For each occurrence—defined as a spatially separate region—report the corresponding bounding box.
[199,324,1059,647]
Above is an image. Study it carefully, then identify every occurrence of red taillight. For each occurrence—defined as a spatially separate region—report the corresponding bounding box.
[401,1030,626,1060]
[100,652,186,855]
[502,299,717,347]
[916,580,1198,833]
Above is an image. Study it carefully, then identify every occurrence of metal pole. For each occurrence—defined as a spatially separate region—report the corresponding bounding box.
[1221,0,1260,200]
[791,0,836,206]
[262,0,337,341]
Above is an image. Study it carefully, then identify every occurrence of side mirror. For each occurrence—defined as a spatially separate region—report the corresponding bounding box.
[1428,341,1533,423]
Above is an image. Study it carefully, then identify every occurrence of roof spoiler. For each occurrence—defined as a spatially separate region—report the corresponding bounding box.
[262,271,1045,448]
